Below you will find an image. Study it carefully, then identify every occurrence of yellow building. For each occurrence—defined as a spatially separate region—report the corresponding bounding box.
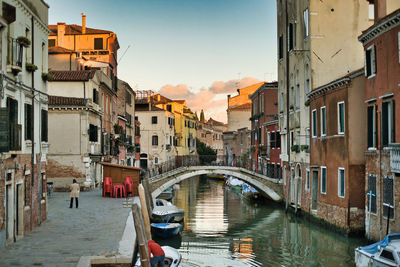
[153,95,197,159]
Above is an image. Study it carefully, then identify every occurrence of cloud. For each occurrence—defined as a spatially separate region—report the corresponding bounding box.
[157,77,262,123]
[209,76,261,94]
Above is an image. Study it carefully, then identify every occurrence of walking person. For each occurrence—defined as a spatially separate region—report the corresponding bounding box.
[148,239,165,267]
[69,179,80,208]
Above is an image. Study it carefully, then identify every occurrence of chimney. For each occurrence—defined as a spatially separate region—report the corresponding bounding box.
[82,13,86,34]
[373,0,387,22]
[57,22,66,47]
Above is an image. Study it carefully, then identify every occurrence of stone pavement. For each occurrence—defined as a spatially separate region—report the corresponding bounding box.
[0,189,131,267]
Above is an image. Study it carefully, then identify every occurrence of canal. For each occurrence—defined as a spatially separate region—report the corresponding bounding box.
[155,176,367,266]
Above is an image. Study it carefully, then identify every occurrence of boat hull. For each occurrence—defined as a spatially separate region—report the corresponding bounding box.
[151,223,182,239]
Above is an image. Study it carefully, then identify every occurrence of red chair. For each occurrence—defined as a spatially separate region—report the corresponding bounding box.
[103,177,113,197]
[124,177,134,197]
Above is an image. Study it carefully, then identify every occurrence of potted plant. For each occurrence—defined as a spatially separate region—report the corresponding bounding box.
[304,99,310,107]
[301,145,309,152]
[16,36,31,47]
[25,63,38,72]
[41,72,53,82]
[291,145,300,152]
[113,124,122,134]
[289,104,294,110]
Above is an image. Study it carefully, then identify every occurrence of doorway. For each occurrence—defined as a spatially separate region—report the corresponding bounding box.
[312,170,319,210]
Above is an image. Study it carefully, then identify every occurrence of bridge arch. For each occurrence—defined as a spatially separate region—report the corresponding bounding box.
[150,166,282,201]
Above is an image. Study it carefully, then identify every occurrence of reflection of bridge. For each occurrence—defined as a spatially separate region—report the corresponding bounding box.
[149,166,283,201]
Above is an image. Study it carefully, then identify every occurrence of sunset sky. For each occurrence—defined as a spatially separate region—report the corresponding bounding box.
[46,0,277,122]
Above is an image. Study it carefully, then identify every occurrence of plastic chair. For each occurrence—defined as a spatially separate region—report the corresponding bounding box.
[103,177,113,197]
[124,177,134,197]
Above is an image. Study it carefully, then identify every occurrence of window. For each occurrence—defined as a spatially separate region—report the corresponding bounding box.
[305,169,310,191]
[303,8,309,38]
[126,91,132,105]
[368,4,374,20]
[288,23,294,51]
[93,89,99,104]
[94,38,103,50]
[166,104,172,112]
[296,84,300,109]
[365,45,376,78]
[321,167,327,194]
[152,135,158,146]
[89,124,98,142]
[312,109,317,137]
[276,131,281,149]
[270,131,276,148]
[306,128,310,147]
[261,93,264,113]
[290,131,294,148]
[367,174,377,214]
[151,116,157,124]
[338,168,345,198]
[279,35,283,60]
[380,249,395,262]
[290,87,294,107]
[41,109,48,142]
[367,105,377,148]
[25,103,32,140]
[320,106,326,136]
[296,130,300,146]
[26,28,31,63]
[398,32,400,63]
[48,39,55,47]
[337,102,345,134]
[383,176,394,219]
[305,79,310,95]
[280,92,284,111]
[41,42,45,72]
[382,100,395,147]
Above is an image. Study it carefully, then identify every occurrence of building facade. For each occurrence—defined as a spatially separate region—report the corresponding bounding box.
[249,82,281,178]
[0,0,49,247]
[197,118,227,159]
[358,3,400,240]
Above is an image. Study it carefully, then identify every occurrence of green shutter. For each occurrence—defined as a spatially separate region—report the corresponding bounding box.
[0,108,10,152]
[391,100,395,143]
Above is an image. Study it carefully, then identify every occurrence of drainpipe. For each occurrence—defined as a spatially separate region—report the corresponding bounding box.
[30,15,36,230]
[285,0,291,211]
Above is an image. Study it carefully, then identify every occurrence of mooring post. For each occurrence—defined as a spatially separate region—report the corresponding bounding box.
[131,204,150,267]
[138,183,152,241]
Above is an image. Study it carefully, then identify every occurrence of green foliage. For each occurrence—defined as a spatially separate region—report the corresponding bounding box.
[300,145,309,151]
[17,36,31,47]
[304,99,310,107]
[291,145,299,152]
[25,63,38,72]
[196,138,216,164]
[41,72,53,81]
[113,124,123,134]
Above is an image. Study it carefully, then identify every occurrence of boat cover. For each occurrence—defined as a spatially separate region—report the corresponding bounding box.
[359,233,400,254]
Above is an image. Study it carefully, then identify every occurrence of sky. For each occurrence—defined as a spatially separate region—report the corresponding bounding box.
[46,0,277,123]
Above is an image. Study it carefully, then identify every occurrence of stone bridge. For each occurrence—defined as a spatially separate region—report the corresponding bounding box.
[149,166,283,202]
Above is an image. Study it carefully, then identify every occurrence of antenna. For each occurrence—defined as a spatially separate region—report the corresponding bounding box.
[118,45,131,64]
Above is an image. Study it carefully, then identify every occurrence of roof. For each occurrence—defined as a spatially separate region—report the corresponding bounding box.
[49,24,113,36]
[358,9,400,45]
[207,118,225,126]
[48,46,75,54]
[48,96,85,106]
[49,70,96,81]
[174,100,186,104]
[229,103,252,111]
[135,103,166,112]
[153,94,173,104]
[249,81,278,99]
[100,162,141,171]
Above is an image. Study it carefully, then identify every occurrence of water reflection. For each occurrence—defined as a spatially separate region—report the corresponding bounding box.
[168,177,366,266]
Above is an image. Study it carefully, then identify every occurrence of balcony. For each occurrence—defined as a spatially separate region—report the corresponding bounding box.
[390,144,400,173]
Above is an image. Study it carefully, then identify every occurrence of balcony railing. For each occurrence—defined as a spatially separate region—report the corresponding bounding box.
[390,144,400,173]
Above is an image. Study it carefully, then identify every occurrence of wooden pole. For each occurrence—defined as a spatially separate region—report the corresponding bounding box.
[138,183,152,240]
[143,178,154,213]
[131,204,150,267]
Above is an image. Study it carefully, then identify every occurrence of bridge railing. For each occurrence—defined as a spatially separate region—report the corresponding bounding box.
[145,155,282,181]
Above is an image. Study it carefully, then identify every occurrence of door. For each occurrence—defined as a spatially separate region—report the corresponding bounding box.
[312,170,319,210]
[290,169,295,204]
[5,184,13,242]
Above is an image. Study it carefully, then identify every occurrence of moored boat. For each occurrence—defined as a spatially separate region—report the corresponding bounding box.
[134,245,181,267]
[152,199,185,223]
[151,223,183,239]
[241,183,259,200]
[225,177,244,193]
[355,233,400,267]
[159,187,175,201]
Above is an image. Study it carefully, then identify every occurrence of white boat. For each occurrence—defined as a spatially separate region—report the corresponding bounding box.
[355,233,400,267]
[134,245,181,267]
[152,199,184,223]
[225,177,244,193]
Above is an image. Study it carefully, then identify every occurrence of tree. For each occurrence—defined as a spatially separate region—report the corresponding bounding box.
[195,112,199,121]
[196,138,216,165]
[200,109,205,122]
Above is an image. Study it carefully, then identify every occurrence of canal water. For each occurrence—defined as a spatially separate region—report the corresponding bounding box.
[155,176,367,266]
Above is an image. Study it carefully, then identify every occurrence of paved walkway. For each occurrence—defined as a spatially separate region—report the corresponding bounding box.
[0,190,131,267]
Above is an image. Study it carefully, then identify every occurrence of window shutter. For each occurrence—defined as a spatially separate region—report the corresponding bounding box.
[364,50,368,77]
[41,109,48,142]
[371,45,376,75]
[391,100,395,143]
[382,102,389,147]
[0,108,10,152]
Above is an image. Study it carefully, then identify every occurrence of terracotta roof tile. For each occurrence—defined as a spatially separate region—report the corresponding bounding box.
[229,103,252,110]
[49,70,96,81]
[49,24,113,36]
[48,96,85,106]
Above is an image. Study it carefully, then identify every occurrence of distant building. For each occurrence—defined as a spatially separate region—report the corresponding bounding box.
[197,118,227,160]
[135,100,175,174]
[0,0,49,246]
[358,3,400,240]
[223,128,251,168]
[249,82,281,178]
